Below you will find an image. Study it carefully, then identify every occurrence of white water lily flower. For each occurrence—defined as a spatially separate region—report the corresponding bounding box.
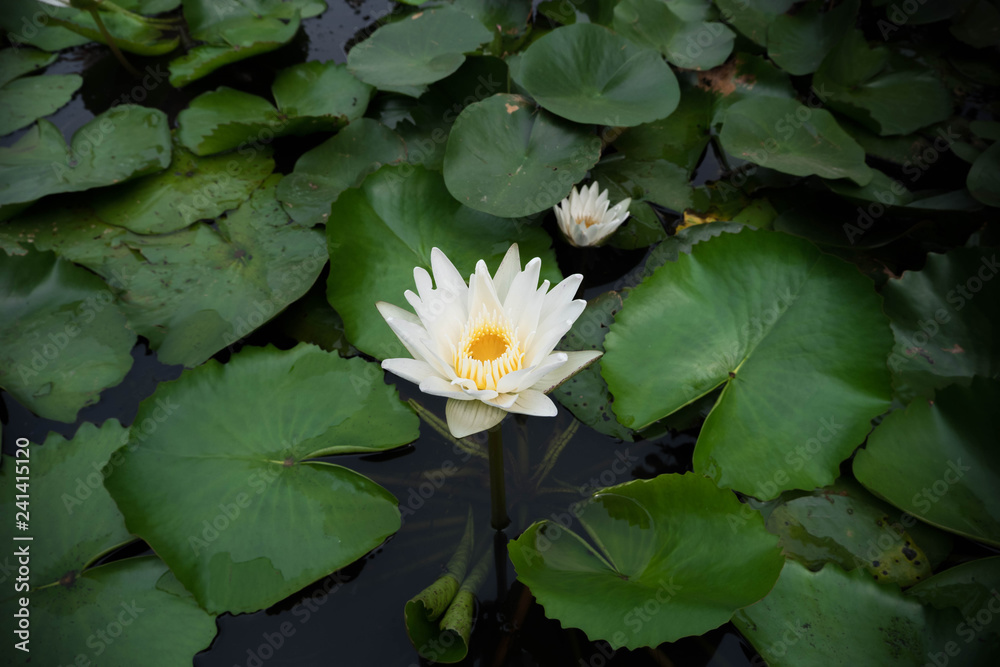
[553,183,631,247]
[377,244,602,438]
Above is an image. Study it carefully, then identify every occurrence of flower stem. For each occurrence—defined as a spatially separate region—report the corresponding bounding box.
[487,424,510,530]
[89,8,141,78]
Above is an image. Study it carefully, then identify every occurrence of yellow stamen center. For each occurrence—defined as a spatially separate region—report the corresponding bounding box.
[577,215,602,228]
[454,308,523,391]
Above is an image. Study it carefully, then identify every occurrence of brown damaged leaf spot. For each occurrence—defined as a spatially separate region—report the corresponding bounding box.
[942,343,965,354]
[505,102,520,114]
[411,12,423,19]
[697,56,756,97]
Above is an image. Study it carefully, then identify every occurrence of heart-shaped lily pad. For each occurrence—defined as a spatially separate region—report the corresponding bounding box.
[602,229,893,498]
[612,0,735,71]
[508,473,783,650]
[443,94,601,217]
[512,23,680,127]
[103,344,419,613]
[347,8,493,98]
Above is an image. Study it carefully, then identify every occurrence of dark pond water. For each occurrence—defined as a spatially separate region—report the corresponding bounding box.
[0,2,761,665]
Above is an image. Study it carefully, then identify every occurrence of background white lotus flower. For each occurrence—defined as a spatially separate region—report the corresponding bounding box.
[553,183,631,247]
[377,244,601,438]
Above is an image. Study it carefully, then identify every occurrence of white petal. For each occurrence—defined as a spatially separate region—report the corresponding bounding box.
[506,389,558,417]
[419,375,474,400]
[495,352,568,394]
[487,392,519,409]
[538,274,583,327]
[382,358,439,386]
[469,261,504,316]
[492,244,521,303]
[430,248,468,299]
[525,300,586,366]
[530,350,603,393]
[376,301,421,326]
[446,398,507,438]
[503,256,544,335]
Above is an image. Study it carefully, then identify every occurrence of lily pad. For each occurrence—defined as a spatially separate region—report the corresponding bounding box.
[347,8,493,98]
[0,250,135,423]
[734,560,961,667]
[967,141,1000,207]
[552,291,634,441]
[602,229,893,498]
[103,344,418,613]
[442,94,602,217]
[907,556,1000,624]
[91,142,275,234]
[0,0,92,51]
[882,247,1000,401]
[719,96,874,185]
[178,62,373,155]
[699,53,796,125]
[0,420,132,587]
[170,0,324,87]
[713,0,795,46]
[853,378,1000,547]
[276,118,407,225]
[764,478,950,587]
[813,29,953,136]
[508,473,784,649]
[613,0,735,71]
[0,556,217,667]
[767,0,858,75]
[0,176,327,368]
[0,106,171,208]
[326,164,561,359]
[0,46,81,135]
[512,23,680,127]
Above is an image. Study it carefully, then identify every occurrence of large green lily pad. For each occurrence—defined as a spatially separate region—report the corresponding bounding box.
[327,164,561,359]
[882,247,1000,401]
[734,560,963,667]
[0,0,92,51]
[0,107,171,208]
[0,250,134,423]
[854,378,1000,547]
[177,62,373,155]
[508,473,783,650]
[276,118,407,226]
[612,0,735,71]
[103,344,418,613]
[968,141,1000,207]
[442,94,601,217]
[713,0,795,46]
[347,8,493,98]
[602,229,893,498]
[719,96,873,185]
[512,23,680,127]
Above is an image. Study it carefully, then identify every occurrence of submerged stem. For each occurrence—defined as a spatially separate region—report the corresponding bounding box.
[89,8,141,77]
[487,424,510,530]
